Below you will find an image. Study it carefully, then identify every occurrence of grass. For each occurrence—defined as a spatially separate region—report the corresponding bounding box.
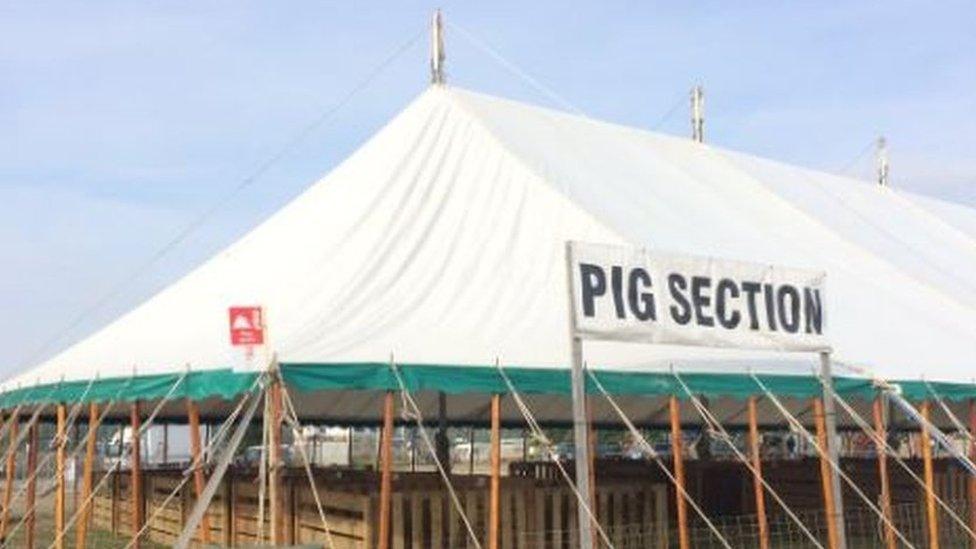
[1,486,166,549]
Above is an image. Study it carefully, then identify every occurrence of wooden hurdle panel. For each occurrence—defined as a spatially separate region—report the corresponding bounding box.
[90,469,233,547]
[114,471,136,537]
[169,468,234,546]
[378,479,667,549]
[207,469,234,545]
[87,468,668,548]
[90,477,115,534]
[935,461,968,504]
[143,473,184,546]
[229,473,274,545]
[292,478,375,548]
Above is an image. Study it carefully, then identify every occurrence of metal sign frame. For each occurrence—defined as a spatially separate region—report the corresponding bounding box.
[564,241,846,549]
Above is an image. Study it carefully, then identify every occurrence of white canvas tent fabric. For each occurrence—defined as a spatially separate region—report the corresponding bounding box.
[4,86,976,406]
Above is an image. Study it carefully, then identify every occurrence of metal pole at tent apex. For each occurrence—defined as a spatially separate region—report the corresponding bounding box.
[690,85,704,143]
[820,350,849,549]
[430,9,445,85]
[565,241,595,549]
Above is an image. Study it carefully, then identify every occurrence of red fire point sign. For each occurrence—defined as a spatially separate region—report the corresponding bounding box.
[228,306,265,346]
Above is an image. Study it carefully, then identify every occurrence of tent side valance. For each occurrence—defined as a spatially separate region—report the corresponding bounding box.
[0,368,257,408]
[2,362,974,408]
[280,362,877,400]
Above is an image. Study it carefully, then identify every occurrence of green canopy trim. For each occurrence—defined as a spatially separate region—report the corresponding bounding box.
[279,362,882,400]
[0,363,971,408]
[896,380,976,403]
[0,369,258,408]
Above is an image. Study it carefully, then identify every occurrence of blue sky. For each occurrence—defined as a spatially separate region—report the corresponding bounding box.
[2,2,974,378]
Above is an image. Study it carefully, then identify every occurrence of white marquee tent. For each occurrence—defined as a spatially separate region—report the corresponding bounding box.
[4,86,976,417]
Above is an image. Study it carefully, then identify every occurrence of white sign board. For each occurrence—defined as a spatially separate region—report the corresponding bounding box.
[568,241,829,352]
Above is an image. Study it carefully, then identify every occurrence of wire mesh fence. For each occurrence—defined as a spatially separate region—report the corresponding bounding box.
[7,492,976,548]
[683,499,974,549]
[505,499,976,548]
[4,464,975,549]
[516,523,667,548]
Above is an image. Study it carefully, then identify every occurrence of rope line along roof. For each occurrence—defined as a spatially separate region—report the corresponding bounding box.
[825,381,976,541]
[43,373,191,549]
[391,360,484,549]
[750,372,918,549]
[924,379,976,441]
[173,381,265,549]
[586,369,732,549]
[0,379,96,542]
[888,390,976,475]
[672,370,824,548]
[117,373,262,549]
[496,362,616,548]
[280,384,338,549]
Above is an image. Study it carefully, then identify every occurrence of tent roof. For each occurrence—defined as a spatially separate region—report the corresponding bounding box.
[5,86,976,405]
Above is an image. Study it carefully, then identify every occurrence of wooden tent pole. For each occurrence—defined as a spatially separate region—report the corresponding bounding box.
[489,393,501,549]
[920,401,940,549]
[0,410,19,540]
[186,399,212,544]
[55,404,67,549]
[669,396,690,549]
[75,403,100,549]
[378,391,394,549]
[970,399,976,549]
[873,395,897,549]
[25,420,39,549]
[130,401,143,549]
[268,378,283,545]
[72,428,79,524]
[813,397,840,549]
[747,396,769,549]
